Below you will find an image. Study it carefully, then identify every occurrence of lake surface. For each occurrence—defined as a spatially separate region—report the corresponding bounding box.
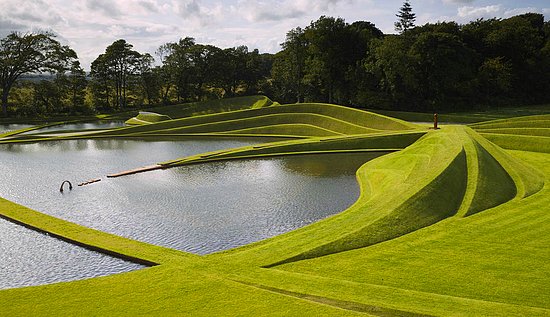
[0,138,384,255]
[22,121,126,134]
[0,123,33,134]
[0,218,145,290]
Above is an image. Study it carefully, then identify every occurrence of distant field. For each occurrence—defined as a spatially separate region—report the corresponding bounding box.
[369,103,550,123]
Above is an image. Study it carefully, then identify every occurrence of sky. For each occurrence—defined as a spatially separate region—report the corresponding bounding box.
[1,0,549,70]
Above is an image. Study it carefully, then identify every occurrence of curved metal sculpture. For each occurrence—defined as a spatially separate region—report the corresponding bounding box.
[60,180,73,193]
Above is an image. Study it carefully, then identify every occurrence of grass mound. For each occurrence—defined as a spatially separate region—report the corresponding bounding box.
[142,95,275,119]
[470,114,550,153]
[161,131,426,167]
[260,129,468,266]
[217,124,341,137]
[93,102,419,139]
[1,102,549,316]
[125,112,172,125]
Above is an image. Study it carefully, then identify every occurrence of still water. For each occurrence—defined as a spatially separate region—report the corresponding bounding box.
[0,139,383,255]
[0,218,145,290]
[0,123,33,134]
[22,121,126,134]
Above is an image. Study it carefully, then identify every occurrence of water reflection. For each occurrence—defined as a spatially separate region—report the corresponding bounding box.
[279,152,386,176]
[22,121,126,134]
[0,139,385,255]
[0,124,33,134]
[0,218,145,290]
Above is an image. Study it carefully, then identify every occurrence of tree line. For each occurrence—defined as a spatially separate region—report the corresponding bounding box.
[274,12,550,112]
[1,10,549,117]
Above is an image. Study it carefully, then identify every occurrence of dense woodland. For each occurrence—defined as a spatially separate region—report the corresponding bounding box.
[1,6,549,117]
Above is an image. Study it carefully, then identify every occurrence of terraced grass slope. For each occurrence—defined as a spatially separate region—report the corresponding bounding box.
[470,114,550,153]
[0,100,549,316]
[96,102,418,139]
[138,95,275,120]
[125,111,172,125]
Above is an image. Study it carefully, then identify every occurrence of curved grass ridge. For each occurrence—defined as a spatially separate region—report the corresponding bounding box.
[0,100,549,315]
[160,131,426,167]
[95,102,419,139]
[138,95,276,120]
[216,126,545,267]
[125,112,172,125]
[470,114,550,153]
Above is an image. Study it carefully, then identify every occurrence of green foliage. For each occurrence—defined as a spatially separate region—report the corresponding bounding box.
[394,0,416,33]
[90,39,144,110]
[0,31,77,117]
[272,16,383,106]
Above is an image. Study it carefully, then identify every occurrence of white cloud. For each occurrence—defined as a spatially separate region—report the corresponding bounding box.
[235,0,353,23]
[443,0,475,4]
[85,0,122,18]
[0,0,66,29]
[1,0,548,71]
[457,5,501,18]
[503,7,544,18]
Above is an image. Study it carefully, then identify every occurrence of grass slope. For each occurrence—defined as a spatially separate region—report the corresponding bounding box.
[138,95,275,120]
[0,101,549,316]
[470,114,550,153]
[125,112,172,125]
[96,102,418,139]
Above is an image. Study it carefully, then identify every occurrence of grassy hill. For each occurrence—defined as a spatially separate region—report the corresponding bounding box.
[0,98,549,316]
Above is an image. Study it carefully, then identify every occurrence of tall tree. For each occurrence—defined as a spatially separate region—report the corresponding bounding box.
[104,39,141,109]
[89,53,111,110]
[135,53,158,105]
[304,16,350,103]
[0,31,76,116]
[395,0,416,34]
[66,61,88,111]
[281,27,307,102]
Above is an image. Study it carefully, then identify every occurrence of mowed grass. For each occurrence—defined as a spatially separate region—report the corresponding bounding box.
[469,114,550,153]
[95,102,418,139]
[274,150,550,311]
[0,99,549,316]
[125,111,172,125]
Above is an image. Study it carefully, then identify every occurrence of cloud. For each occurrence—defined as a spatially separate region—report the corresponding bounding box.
[136,0,162,13]
[443,0,475,4]
[236,0,352,22]
[171,0,223,27]
[85,0,122,18]
[503,7,546,18]
[0,0,66,27]
[457,5,501,18]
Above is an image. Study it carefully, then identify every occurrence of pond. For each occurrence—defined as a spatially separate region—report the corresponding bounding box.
[22,120,126,135]
[0,217,145,290]
[0,123,34,134]
[0,138,384,255]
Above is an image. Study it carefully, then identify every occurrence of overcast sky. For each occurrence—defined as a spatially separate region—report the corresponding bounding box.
[1,0,548,70]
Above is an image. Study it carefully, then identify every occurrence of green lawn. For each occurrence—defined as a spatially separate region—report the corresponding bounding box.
[1,97,549,316]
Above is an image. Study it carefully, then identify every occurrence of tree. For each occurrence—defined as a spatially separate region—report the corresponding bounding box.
[280,27,307,102]
[0,31,76,116]
[66,61,88,112]
[161,37,196,102]
[395,0,416,34]
[304,16,351,103]
[104,39,141,109]
[365,35,419,109]
[90,40,144,109]
[409,32,476,111]
[135,53,158,105]
[89,53,111,110]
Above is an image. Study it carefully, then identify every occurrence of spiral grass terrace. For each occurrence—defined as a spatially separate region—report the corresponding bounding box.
[0,97,549,316]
